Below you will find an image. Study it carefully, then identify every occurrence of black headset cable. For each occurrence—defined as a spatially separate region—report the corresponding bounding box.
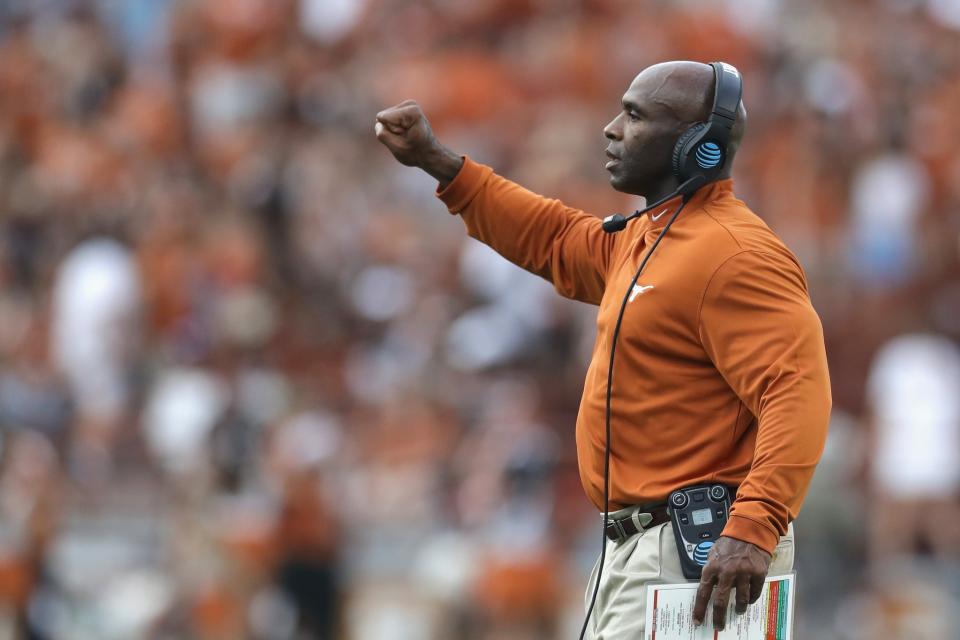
[578,196,690,640]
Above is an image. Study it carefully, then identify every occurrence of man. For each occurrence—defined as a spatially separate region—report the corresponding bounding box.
[375,61,831,637]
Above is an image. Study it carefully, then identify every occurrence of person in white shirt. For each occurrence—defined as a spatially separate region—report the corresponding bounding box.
[865,332,960,561]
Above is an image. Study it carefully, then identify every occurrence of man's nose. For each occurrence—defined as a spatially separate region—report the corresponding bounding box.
[604,115,622,141]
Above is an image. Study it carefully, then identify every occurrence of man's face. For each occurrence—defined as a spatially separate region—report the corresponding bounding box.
[603,72,691,197]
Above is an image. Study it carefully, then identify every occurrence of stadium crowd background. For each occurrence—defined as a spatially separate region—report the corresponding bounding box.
[0,0,958,638]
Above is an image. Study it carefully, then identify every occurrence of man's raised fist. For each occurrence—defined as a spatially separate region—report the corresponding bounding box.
[374,99,439,168]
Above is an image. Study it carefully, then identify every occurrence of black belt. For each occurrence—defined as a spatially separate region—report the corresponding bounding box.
[604,504,670,543]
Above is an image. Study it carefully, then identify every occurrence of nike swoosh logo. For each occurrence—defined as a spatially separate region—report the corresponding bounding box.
[650,208,669,221]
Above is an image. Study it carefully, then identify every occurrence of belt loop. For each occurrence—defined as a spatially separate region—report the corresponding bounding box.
[631,509,653,532]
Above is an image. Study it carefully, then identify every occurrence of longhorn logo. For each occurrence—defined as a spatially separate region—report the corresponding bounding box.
[695,142,723,169]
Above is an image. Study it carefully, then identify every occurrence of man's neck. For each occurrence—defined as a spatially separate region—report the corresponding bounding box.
[642,179,682,205]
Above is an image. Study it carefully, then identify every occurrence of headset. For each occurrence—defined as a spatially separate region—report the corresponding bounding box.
[672,62,742,186]
[580,61,742,639]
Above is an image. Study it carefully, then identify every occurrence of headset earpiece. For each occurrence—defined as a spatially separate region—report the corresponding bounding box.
[671,122,709,182]
[670,62,741,185]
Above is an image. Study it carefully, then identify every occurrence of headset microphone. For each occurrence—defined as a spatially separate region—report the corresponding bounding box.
[600,213,629,233]
[601,176,707,233]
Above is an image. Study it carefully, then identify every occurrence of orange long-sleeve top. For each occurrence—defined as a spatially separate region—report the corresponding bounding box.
[437,158,832,554]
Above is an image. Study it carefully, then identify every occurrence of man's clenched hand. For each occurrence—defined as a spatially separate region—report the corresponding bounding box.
[692,536,772,631]
[375,100,463,188]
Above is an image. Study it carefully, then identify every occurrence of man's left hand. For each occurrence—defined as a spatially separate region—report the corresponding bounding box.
[692,536,771,630]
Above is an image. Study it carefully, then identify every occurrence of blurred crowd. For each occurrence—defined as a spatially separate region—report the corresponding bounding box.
[0,0,958,638]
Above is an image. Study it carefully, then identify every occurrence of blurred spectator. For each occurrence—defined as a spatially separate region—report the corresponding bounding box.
[50,236,142,484]
[849,151,931,289]
[0,430,61,638]
[267,410,343,638]
[864,332,960,562]
[0,302,71,442]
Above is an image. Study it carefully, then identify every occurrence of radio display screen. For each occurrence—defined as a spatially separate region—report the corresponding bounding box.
[691,508,713,525]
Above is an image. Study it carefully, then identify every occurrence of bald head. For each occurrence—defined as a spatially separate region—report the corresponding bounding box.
[638,61,716,122]
[636,61,747,162]
[603,61,747,199]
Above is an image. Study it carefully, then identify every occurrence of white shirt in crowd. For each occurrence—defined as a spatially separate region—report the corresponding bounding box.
[867,332,960,498]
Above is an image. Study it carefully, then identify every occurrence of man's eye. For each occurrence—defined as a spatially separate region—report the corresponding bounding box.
[627,112,641,122]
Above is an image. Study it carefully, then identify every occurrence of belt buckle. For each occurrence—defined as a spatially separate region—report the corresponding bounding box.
[604,509,657,543]
[605,518,628,542]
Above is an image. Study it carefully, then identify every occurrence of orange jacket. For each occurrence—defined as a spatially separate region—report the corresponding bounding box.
[438,158,832,554]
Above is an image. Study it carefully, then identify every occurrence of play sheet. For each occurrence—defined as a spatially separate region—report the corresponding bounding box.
[644,573,795,640]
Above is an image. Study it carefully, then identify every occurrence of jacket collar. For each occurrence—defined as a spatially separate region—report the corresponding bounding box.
[644,179,733,229]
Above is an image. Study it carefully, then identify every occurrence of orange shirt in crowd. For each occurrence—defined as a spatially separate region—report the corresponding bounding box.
[437,158,832,554]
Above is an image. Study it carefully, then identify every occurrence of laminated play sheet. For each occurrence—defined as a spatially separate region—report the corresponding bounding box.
[644,573,794,640]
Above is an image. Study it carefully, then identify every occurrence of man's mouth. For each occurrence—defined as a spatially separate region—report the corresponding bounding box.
[605,149,620,170]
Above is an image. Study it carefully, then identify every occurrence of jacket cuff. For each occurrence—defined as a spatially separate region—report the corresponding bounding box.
[436,156,493,214]
[721,514,781,555]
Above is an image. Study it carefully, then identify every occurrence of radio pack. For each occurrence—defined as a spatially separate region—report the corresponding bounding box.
[667,484,732,579]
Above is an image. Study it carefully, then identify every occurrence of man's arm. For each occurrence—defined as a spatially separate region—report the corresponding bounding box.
[692,250,831,630]
[375,101,617,304]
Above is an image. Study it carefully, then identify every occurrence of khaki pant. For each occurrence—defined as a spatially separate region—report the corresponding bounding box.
[583,505,795,639]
